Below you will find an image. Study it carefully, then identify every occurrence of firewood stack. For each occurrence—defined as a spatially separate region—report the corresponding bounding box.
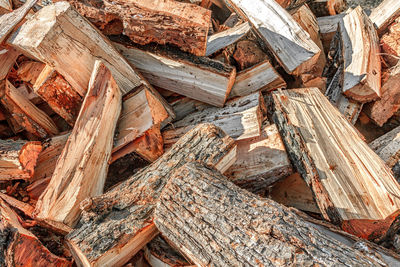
[3,0,400,265]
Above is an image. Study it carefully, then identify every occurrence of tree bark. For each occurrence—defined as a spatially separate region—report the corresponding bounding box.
[66,124,236,267]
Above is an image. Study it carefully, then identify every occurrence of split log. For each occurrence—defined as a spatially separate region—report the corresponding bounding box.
[308,0,347,17]
[0,46,19,80]
[34,61,121,233]
[16,83,41,105]
[162,91,264,148]
[380,17,400,67]
[0,80,59,138]
[272,87,400,241]
[144,236,191,267]
[370,0,400,35]
[364,63,400,126]
[0,0,36,43]
[369,126,400,169]
[0,139,42,180]
[340,7,381,102]
[221,0,321,75]
[33,65,82,126]
[16,61,45,84]
[154,162,386,266]
[61,0,211,56]
[317,13,345,53]
[224,122,292,193]
[232,40,266,71]
[0,192,35,218]
[27,177,51,201]
[113,40,236,107]
[8,2,174,119]
[66,124,237,267]
[275,0,307,9]
[169,97,209,123]
[0,0,12,14]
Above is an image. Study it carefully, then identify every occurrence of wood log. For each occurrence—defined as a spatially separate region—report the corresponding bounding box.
[27,177,51,201]
[0,138,42,180]
[224,122,292,193]
[16,83,42,105]
[0,0,36,43]
[340,7,381,102]
[60,0,211,56]
[275,0,307,9]
[364,63,400,126]
[369,126,400,169]
[221,0,321,75]
[272,87,400,241]
[34,61,121,233]
[0,199,72,267]
[154,162,387,266]
[169,97,209,123]
[370,0,400,36]
[308,0,347,17]
[162,91,264,149]
[0,46,19,80]
[0,0,12,14]
[232,40,266,71]
[33,65,82,126]
[0,80,59,138]
[113,40,236,107]
[380,17,400,67]
[317,13,345,53]
[66,124,237,267]
[0,192,35,218]
[16,60,45,84]
[8,2,174,120]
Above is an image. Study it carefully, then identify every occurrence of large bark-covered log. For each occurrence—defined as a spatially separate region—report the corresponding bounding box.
[370,0,400,35]
[224,122,292,193]
[113,40,236,107]
[0,139,42,180]
[272,87,400,241]
[59,0,211,56]
[0,46,19,80]
[0,80,59,138]
[221,0,321,75]
[154,162,385,266]
[66,124,237,267]
[0,199,72,267]
[7,2,174,120]
[34,61,121,234]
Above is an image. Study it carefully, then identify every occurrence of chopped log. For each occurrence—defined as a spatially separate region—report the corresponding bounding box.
[272,87,400,241]
[369,126,400,169]
[27,177,51,201]
[0,139,42,180]
[275,0,307,9]
[0,199,72,266]
[0,80,59,138]
[221,0,321,75]
[162,91,264,148]
[144,236,191,267]
[0,0,12,14]
[169,97,209,123]
[308,0,347,17]
[8,2,174,120]
[0,192,35,217]
[32,65,82,126]
[380,17,400,67]
[34,61,121,233]
[66,124,237,267]
[0,0,36,43]
[370,0,400,35]
[340,7,381,102]
[364,63,400,126]
[232,40,266,71]
[229,58,286,98]
[113,40,236,107]
[16,83,42,104]
[0,46,19,80]
[224,122,293,193]
[154,162,386,266]
[16,61,45,84]
[317,13,345,53]
[206,22,250,56]
[61,0,211,56]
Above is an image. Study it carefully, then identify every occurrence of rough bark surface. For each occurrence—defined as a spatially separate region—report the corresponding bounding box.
[144,236,191,267]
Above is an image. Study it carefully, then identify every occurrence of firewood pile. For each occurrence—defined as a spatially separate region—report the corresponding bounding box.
[4,0,400,265]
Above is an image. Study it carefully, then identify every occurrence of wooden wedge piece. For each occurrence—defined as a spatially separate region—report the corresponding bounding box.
[0,139,42,180]
[144,236,191,267]
[34,61,122,233]
[66,124,236,267]
[0,46,19,80]
[272,87,400,241]
[370,0,400,35]
[0,192,35,218]
[154,162,387,266]
[222,0,321,75]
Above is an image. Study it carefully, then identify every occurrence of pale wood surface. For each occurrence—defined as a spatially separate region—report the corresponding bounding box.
[0,46,19,80]
[369,126,400,168]
[370,0,400,35]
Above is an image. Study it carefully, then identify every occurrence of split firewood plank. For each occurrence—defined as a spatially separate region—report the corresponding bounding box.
[0,0,12,14]
[16,61,45,84]
[370,0,400,35]
[205,22,250,56]
[27,178,50,201]
[221,0,321,75]
[340,7,381,102]
[0,80,59,138]
[66,124,237,267]
[154,162,385,266]
[380,17,400,67]
[229,58,286,98]
[169,97,209,123]
[0,46,19,80]
[369,126,400,169]
[224,122,292,193]
[162,91,264,148]
[0,139,42,180]
[34,61,122,234]
[232,40,266,71]
[8,2,174,120]
[60,0,211,56]
[0,199,72,266]
[33,65,82,126]
[113,41,236,107]
[0,0,36,43]
[317,13,345,53]
[308,0,347,17]
[364,63,400,126]
[0,192,35,218]
[272,87,400,241]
